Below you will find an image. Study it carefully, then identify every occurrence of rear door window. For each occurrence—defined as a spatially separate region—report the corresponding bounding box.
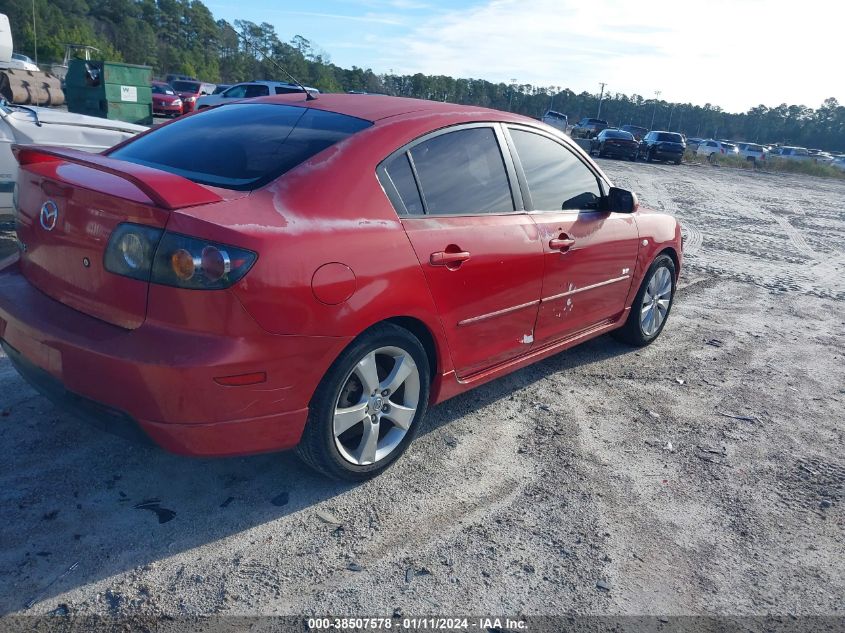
[510,129,602,211]
[655,133,683,142]
[172,81,200,92]
[244,84,270,98]
[223,85,247,98]
[407,127,514,215]
[382,153,424,215]
[110,103,372,191]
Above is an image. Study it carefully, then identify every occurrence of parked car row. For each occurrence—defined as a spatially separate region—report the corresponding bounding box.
[587,129,686,165]
[150,78,318,118]
[694,141,838,164]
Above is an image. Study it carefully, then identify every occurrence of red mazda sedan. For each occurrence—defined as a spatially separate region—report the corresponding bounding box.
[0,94,682,480]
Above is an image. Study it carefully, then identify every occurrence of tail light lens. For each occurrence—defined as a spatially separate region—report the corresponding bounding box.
[104,223,256,290]
[103,223,162,282]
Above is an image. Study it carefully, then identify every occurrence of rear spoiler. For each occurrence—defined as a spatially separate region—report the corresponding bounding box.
[12,144,222,210]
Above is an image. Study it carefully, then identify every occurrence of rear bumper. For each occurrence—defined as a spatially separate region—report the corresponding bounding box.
[0,258,349,457]
[652,149,684,161]
[3,338,154,446]
[603,145,637,157]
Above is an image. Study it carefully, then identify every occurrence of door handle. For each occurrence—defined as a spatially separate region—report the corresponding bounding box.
[430,250,471,267]
[549,235,575,252]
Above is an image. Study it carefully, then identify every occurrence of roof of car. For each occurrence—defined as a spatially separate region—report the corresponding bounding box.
[250,93,534,124]
[247,80,306,86]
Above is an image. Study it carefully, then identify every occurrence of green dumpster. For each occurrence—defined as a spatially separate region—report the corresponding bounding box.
[65,60,152,125]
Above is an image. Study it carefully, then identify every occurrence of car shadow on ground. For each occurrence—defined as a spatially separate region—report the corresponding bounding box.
[0,333,637,613]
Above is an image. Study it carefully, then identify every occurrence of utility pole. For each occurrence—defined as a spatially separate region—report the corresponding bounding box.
[596,82,607,118]
[32,0,38,65]
[667,103,675,130]
[651,90,661,129]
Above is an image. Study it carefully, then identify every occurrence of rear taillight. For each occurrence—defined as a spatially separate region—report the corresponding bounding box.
[103,223,162,282]
[104,223,256,290]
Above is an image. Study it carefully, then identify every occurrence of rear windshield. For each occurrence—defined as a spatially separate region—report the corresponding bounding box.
[655,132,683,142]
[746,144,764,152]
[171,81,201,92]
[110,103,373,191]
[604,130,634,139]
[589,119,608,125]
[544,111,567,120]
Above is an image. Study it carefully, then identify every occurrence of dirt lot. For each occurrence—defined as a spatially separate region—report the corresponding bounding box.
[0,160,843,621]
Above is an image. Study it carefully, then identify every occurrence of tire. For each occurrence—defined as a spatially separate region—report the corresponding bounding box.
[295,323,430,481]
[708,152,717,164]
[612,254,676,347]
[646,149,653,162]
[674,158,682,165]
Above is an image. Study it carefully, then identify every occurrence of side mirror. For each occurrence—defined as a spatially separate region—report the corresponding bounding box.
[606,187,638,213]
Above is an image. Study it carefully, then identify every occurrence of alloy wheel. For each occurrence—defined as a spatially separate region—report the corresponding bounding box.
[640,266,673,337]
[333,346,421,466]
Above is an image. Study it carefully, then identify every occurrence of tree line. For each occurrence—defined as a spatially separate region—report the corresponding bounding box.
[3,0,843,151]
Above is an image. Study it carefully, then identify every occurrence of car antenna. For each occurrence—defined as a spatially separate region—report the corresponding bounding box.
[232,26,317,101]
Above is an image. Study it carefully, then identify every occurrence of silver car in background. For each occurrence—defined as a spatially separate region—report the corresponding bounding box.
[736,142,767,162]
[195,81,319,110]
[541,110,569,133]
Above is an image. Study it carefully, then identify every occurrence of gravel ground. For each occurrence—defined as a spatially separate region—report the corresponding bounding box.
[0,160,843,621]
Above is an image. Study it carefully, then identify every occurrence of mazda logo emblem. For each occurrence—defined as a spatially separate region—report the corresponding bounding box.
[40,201,59,231]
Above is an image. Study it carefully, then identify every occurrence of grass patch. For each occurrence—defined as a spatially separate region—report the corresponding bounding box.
[683,150,845,179]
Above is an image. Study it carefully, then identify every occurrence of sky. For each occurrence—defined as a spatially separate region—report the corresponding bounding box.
[208,0,843,113]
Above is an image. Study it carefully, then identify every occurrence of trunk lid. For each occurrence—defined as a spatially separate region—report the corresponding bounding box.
[13,145,222,329]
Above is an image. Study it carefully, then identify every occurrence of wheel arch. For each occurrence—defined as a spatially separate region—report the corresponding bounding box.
[657,246,681,279]
[383,316,439,381]
[324,314,446,385]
